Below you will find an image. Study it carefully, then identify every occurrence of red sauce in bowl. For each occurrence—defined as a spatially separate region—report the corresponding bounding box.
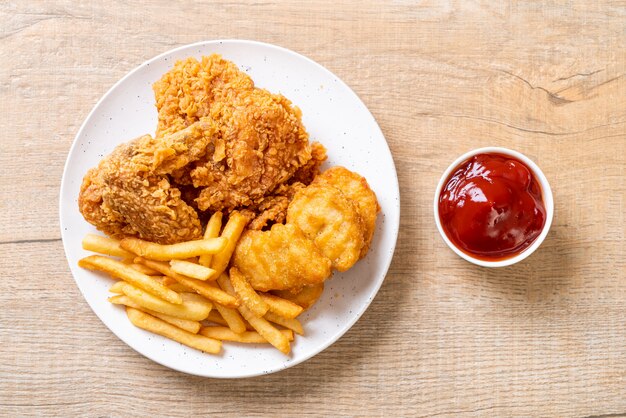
[438,153,546,261]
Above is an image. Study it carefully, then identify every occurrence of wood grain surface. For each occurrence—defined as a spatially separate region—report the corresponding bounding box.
[1,1,625,417]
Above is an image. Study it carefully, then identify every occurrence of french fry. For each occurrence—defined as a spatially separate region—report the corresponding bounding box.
[264,311,304,336]
[109,281,124,293]
[239,305,291,354]
[170,260,215,281]
[259,293,304,319]
[113,281,212,321]
[126,307,221,354]
[210,211,247,277]
[199,212,223,267]
[152,276,194,292]
[109,295,201,333]
[168,283,196,293]
[202,310,228,327]
[200,327,293,343]
[120,236,227,261]
[217,273,290,354]
[205,310,254,330]
[127,263,160,276]
[82,234,133,258]
[213,303,247,334]
[79,255,182,304]
[204,310,229,327]
[272,283,325,311]
[229,267,269,317]
[136,258,239,308]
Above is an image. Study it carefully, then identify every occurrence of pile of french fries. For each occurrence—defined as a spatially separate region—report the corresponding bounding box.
[79,211,308,355]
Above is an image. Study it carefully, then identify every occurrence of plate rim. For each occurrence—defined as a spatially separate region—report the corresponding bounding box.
[59,39,400,378]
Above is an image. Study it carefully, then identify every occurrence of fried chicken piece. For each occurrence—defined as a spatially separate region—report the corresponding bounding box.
[232,223,332,291]
[289,141,327,185]
[245,182,306,230]
[153,55,313,213]
[287,183,365,271]
[78,120,215,243]
[313,166,380,257]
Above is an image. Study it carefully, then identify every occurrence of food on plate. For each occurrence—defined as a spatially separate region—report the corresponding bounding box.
[109,281,212,321]
[200,327,293,344]
[232,223,332,291]
[80,55,327,244]
[119,236,226,261]
[169,259,215,281]
[229,267,270,316]
[287,183,364,271]
[79,231,315,353]
[313,166,380,257]
[79,255,182,304]
[126,307,221,354]
[82,234,133,258]
[79,122,215,244]
[135,258,239,308]
[272,283,324,311]
[438,152,546,260]
[233,166,379,288]
[216,272,291,353]
[153,55,318,213]
[77,54,381,356]
[109,295,201,333]
[258,292,303,319]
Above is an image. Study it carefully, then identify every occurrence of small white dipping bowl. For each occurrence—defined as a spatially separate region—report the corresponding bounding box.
[433,147,554,267]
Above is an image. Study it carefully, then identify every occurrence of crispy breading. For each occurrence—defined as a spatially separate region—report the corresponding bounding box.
[287,183,365,271]
[78,121,215,243]
[271,283,325,311]
[153,55,314,212]
[245,182,306,230]
[313,166,380,257]
[289,141,327,185]
[232,167,379,291]
[232,224,332,291]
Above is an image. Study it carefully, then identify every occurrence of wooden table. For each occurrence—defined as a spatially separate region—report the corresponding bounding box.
[1,1,624,416]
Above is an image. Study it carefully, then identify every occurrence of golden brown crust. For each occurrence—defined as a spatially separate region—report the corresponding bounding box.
[153,55,313,213]
[78,124,213,244]
[313,166,380,257]
[289,141,327,185]
[271,283,325,311]
[287,183,365,271]
[232,224,332,291]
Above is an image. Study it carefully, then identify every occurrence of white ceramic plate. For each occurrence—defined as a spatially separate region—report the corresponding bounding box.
[60,40,400,378]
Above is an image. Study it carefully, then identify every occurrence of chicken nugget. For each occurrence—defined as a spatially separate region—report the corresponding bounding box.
[233,224,332,291]
[313,166,379,257]
[287,184,365,271]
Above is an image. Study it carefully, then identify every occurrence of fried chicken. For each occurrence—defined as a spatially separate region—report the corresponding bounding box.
[80,55,326,243]
[153,55,315,213]
[78,120,215,243]
[289,141,327,185]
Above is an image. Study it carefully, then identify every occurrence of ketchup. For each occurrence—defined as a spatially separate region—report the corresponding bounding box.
[438,153,546,261]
